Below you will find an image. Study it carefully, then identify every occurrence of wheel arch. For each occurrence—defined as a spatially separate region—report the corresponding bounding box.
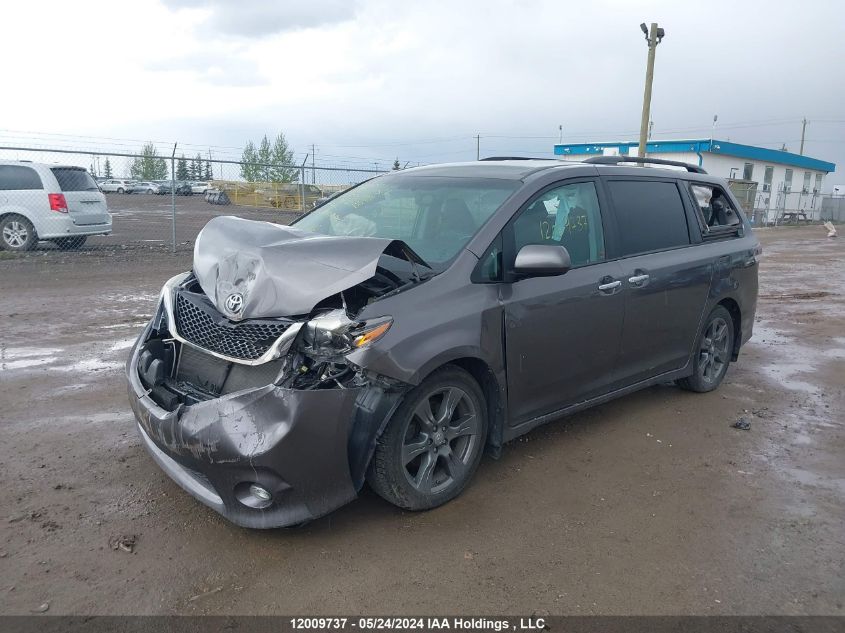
[419,356,507,456]
[0,208,40,240]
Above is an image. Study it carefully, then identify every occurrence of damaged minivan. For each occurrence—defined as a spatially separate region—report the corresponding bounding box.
[127,156,760,528]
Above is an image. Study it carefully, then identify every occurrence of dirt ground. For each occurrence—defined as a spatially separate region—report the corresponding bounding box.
[0,220,842,616]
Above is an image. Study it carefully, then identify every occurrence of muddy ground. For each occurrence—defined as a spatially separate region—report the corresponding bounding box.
[0,221,842,615]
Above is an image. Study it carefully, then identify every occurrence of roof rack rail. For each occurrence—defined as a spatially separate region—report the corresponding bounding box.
[583,155,707,174]
[479,156,545,161]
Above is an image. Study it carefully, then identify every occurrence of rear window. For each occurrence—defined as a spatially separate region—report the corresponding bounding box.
[51,168,99,192]
[606,180,690,256]
[0,165,43,190]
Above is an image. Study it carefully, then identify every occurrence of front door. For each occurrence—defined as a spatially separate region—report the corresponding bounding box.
[502,179,625,425]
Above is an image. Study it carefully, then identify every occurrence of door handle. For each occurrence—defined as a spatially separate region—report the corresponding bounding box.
[628,274,650,286]
[598,280,621,293]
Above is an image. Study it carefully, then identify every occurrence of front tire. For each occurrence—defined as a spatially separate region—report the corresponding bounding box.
[1,215,37,251]
[117,187,125,194]
[367,366,488,511]
[677,305,734,393]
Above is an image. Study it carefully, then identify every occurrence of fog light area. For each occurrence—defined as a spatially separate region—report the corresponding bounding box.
[234,482,274,509]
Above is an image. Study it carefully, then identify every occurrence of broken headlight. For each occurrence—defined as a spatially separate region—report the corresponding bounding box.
[299,309,392,357]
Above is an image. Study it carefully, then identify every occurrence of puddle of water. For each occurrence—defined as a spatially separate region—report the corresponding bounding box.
[99,322,148,330]
[0,346,63,360]
[782,467,845,496]
[822,347,845,360]
[0,357,55,371]
[759,362,819,395]
[749,321,790,346]
[49,358,124,373]
[109,338,135,352]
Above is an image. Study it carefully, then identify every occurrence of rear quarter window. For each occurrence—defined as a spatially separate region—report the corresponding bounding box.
[0,165,43,191]
[51,168,99,192]
[606,180,690,256]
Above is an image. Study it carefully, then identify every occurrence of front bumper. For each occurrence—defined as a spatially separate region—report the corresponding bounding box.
[126,326,401,528]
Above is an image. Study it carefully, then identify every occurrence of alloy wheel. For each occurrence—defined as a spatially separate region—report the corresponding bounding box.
[698,317,729,383]
[2,221,28,248]
[401,386,480,494]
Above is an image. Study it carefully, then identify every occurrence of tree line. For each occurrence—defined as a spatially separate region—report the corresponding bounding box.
[240,133,298,183]
[92,134,300,183]
[120,143,213,181]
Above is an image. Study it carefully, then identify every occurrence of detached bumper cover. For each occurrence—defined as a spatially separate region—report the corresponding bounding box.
[126,331,401,528]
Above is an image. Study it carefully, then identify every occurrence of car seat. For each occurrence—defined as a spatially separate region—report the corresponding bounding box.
[439,199,477,236]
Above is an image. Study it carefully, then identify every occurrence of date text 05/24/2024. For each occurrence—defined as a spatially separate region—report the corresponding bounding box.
[289,618,547,631]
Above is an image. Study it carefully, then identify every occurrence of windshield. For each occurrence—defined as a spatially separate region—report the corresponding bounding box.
[293,175,518,266]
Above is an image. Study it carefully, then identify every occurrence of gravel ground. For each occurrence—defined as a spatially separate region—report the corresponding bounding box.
[0,218,842,616]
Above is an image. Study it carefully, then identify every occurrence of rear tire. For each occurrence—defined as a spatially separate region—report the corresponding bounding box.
[53,236,87,250]
[676,305,734,393]
[1,215,37,251]
[367,366,488,511]
[117,187,124,194]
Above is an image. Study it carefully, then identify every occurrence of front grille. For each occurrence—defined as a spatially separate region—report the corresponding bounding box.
[174,291,290,361]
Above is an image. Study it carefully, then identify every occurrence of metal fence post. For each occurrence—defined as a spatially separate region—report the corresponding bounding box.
[171,143,177,254]
[299,166,306,212]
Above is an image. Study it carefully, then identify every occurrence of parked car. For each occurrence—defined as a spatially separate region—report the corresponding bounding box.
[100,179,135,194]
[127,156,760,528]
[0,160,112,251]
[131,181,162,194]
[156,180,192,196]
[190,181,210,194]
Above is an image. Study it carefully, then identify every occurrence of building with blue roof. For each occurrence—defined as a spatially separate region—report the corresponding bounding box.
[553,138,836,222]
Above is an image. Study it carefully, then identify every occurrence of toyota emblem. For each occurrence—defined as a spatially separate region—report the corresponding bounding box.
[225,292,244,314]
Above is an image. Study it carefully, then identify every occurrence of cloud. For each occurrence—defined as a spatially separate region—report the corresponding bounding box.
[161,0,360,37]
[147,50,267,87]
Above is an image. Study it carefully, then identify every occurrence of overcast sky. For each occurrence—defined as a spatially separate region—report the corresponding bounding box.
[2,0,843,181]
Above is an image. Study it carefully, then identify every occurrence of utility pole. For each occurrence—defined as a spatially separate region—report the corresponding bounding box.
[170,143,177,254]
[476,134,480,160]
[558,124,563,144]
[799,118,808,155]
[710,114,718,144]
[311,143,316,183]
[648,120,654,140]
[638,22,665,158]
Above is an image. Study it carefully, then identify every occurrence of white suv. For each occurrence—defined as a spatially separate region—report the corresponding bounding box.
[0,161,112,251]
[100,179,135,194]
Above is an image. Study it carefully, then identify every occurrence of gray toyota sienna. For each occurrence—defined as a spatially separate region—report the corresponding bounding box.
[126,156,760,528]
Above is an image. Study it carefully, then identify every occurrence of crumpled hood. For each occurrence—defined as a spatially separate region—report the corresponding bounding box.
[193,215,409,319]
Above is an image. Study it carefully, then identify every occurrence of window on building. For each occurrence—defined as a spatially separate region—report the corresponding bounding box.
[802,172,811,194]
[763,166,774,192]
[605,180,689,256]
[784,169,793,192]
[742,163,754,181]
[814,173,823,193]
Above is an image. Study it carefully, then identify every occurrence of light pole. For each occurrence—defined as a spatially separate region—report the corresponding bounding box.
[638,22,665,158]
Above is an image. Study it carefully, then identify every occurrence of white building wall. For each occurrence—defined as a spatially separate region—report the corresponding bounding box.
[560,149,829,221]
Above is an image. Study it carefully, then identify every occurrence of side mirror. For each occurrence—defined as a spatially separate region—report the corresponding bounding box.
[513,244,571,277]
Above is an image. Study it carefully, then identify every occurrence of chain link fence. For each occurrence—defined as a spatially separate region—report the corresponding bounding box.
[0,145,385,261]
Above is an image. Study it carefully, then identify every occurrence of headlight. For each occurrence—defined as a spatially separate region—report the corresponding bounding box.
[300,309,392,356]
